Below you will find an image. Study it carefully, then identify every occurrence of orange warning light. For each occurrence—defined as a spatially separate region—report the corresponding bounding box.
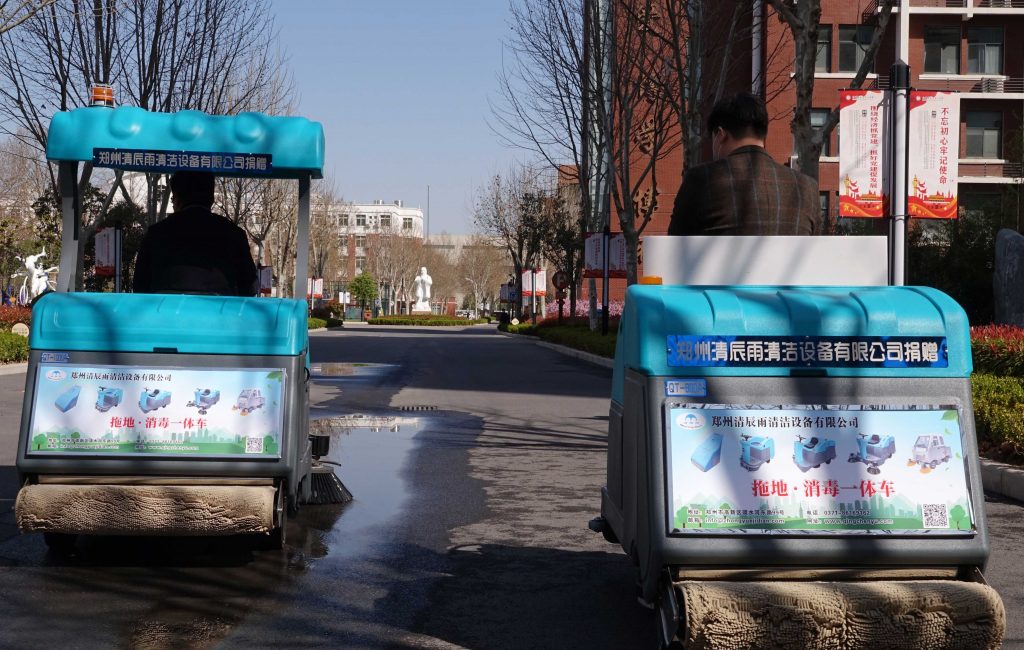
[90,84,115,107]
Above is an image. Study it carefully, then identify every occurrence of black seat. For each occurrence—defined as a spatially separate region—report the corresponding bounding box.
[869,434,880,444]
[806,437,819,448]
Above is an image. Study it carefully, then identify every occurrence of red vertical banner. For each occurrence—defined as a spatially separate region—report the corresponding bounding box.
[907,91,959,220]
[839,90,888,218]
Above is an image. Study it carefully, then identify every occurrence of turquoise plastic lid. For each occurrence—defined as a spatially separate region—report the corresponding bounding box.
[30,293,308,357]
[46,107,324,179]
[611,285,972,404]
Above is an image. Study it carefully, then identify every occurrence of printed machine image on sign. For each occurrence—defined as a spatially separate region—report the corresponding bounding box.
[27,364,287,458]
[666,405,974,535]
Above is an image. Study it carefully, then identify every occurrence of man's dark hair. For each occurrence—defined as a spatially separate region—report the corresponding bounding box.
[170,171,215,208]
[707,92,769,140]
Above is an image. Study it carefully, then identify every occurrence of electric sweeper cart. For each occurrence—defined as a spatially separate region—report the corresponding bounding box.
[590,236,1005,649]
[15,103,347,551]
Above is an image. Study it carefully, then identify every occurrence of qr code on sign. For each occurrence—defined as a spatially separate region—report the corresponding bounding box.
[245,437,264,454]
[923,504,949,529]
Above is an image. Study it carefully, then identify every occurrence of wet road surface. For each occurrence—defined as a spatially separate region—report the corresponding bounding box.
[0,325,1022,648]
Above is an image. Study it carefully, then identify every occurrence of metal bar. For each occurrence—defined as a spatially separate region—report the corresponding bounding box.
[56,161,80,293]
[294,175,311,300]
[890,62,911,286]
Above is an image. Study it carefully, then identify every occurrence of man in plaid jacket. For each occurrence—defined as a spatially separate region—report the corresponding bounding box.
[668,93,821,236]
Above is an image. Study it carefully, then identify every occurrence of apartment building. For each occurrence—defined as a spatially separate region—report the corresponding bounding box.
[331,199,425,276]
[767,0,1024,221]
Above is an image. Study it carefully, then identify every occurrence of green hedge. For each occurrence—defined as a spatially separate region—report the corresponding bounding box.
[0,306,32,329]
[308,317,327,329]
[504,321,616,358]
[368,315,488,326]
[326,317,344,327]
[0,332,29,363]
[972,373,1024,455]
[971,325,1024,376]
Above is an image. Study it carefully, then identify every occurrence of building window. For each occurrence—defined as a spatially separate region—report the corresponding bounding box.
[380,214,392,228]
[819,192,830,221]
[924,26,960,74]
[340,214,349,227]
[967,27,1002,75]
[355,235,366,249]
[965,111,1002,158]
[816,26,832,73]
[356,214,367,227]
[838,25,873,73]
[355,255,366,273]
[811,108,830,156]
[402,217,413,230]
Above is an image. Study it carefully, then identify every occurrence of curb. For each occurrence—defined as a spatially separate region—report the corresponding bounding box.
[0,362,27,377]
[534,340,614,369]
[980,458,1024,503]
[498,330,613,370]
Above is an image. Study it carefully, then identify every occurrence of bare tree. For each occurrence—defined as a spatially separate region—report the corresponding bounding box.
[473,167,551,319]
[604,0,679,284]
[0,0,286,288]
[365,224,423,315]
[0,0,54,35]
[459,234,507,316]
[542,181,584,317]
[765,0,895,180]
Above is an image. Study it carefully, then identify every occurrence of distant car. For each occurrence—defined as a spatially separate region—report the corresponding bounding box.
[455,310,474,318]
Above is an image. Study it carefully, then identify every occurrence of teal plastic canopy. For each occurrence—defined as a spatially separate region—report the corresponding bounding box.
[30,292,308,357]
[46,107,324,179]
[611,285,973,404]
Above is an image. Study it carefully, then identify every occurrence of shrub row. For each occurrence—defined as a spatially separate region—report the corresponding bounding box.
[972,373,1024,457]
[0,305,32,330]
[971,324,1024,376]
[308,317,327,330]
[0,332,29,363]
[368,316,488,326]
[504,321,617,358]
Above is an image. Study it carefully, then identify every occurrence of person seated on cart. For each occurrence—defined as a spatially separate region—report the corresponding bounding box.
[133,171,257,296]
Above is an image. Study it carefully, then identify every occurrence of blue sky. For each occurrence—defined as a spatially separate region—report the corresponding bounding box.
[271,1,527,234]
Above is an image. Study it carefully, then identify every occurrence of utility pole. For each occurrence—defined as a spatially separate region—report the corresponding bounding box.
[889,61,910,286]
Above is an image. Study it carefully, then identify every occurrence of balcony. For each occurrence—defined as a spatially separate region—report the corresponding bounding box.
[873,75,1024,95]
[959,160,1024,183]
[867,0,1024,12]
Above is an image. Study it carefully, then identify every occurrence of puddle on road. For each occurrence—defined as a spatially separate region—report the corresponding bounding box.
[309,363,396,379]
[4,411,427,649]
[309,414,421,435]
[304,414,423,554]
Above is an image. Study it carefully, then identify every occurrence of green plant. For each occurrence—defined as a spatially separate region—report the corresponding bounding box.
[0,332,29,363]
[0,305,32,329]
[367,315,487,326]
[308,317,327,329]
[972,373,1024,457]
[971,324,1024,376]
[349,272,378,309]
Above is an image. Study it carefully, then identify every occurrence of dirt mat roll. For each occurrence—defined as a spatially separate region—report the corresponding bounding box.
[16,483,275,536]
[679,579,1005,650]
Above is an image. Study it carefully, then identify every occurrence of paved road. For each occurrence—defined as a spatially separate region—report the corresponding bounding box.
[0,326,1021,648]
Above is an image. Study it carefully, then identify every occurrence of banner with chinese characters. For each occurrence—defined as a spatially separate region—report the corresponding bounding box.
[583,232,628,278]
[908,91,959,219]
[666,405,974,534]
[27,364,286,458]
[93,148,272,175]
[666,335,947,369]
[94,227,117,277]
[839,90,888,218]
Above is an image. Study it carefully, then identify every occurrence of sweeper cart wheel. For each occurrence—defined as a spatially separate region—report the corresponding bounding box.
[43,532,77,555]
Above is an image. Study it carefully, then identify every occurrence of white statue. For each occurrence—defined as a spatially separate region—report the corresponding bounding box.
[12,248,58,303]
[413,266,432,311]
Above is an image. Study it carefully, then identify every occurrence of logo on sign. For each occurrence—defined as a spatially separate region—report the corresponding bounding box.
[45,369,67,382]
[676,412,705,429]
